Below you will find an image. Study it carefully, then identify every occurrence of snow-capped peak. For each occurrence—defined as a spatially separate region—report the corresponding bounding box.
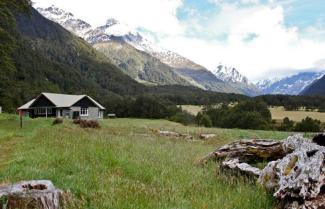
[37,5,74,24]
[255,71,325,95]
[36,5,206,71]
[255,77,280,91]
[102,19,139,38]
[37,5,92,38]
[212,65,249,84]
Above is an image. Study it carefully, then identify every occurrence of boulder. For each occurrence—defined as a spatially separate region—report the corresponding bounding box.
[157,130,193,140]
[199,134,216,140]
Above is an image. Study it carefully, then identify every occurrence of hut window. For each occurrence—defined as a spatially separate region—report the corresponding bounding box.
[80,108,88,116]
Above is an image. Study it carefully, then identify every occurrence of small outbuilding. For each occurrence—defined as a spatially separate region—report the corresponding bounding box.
[17,93,105,119]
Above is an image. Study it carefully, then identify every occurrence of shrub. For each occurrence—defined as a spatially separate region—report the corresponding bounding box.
[294,117,321,132]
[197,113,212,127]
[169,111,196,125]
[79,120,100,129]
[73,119,81,124]
[52,118,63,125]
[278,117,294,131]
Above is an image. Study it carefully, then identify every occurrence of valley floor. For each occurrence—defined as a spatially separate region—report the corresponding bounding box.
[0,114,295,208]
[182,105,325,122]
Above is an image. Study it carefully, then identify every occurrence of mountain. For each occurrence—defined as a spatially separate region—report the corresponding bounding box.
[37,6,239,94]
[211,65,261,96]
[300,75,325,96]
[0,0,147,112]
[255,78,280,92]
[256,72,324,95]
[0,0,248,113]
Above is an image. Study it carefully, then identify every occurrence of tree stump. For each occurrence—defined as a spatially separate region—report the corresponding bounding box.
[0,180,62,209]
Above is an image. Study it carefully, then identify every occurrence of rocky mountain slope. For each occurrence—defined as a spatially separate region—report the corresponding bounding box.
[212,65,261,96]
[256,71,324,95]
[37,7,192,86]
[37,6,239,94]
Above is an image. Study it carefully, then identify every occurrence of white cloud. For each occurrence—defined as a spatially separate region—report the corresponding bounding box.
[32,0,184,36]
[158,3,325,81]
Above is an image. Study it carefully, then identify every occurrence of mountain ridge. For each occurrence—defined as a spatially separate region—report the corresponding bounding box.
[256,71,324,95]
[36,5,241,94]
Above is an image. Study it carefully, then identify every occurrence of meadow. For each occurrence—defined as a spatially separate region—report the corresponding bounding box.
[181,105,325,122]
[0,114,298,209]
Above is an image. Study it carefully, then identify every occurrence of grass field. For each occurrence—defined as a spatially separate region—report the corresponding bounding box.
[0,114,300,208]
[181,105,325,122]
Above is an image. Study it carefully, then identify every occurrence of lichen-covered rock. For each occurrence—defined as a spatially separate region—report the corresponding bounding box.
[157,130,193,139]
[202,134,325,208]
[221,158,261,177]
[199,134,216,140]
[259,134,325,209]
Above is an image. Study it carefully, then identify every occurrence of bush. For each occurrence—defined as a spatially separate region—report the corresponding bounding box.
[169,111,196,125]
[74,119,100,129]
[197,112,212,127]
[294,117,321,132]
[52,118,63,125]
[278,117,294,131]
[73,119,81,124]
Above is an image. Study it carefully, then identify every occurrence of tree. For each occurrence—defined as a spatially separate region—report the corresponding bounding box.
[279,117,294,131]
[294,117,321,132]
[197,112,212,127]
[170,111,196,125]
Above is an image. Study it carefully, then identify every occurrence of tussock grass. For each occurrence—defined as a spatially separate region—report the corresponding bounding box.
[0,117,292,208]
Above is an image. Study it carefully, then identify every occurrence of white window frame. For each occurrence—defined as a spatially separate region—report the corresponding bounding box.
[80,108,89,116]
[35,108,52,115]
[98,110,103,118]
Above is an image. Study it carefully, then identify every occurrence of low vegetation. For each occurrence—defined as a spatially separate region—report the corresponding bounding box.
[0,115,297,209]
[52,118,63,125]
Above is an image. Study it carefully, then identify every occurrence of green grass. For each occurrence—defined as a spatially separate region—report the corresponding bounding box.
[0,116,295,209]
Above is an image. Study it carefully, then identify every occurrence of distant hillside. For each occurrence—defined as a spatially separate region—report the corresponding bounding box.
[93,40,193,86]
[300,75,325,96]
[256,72,324,95]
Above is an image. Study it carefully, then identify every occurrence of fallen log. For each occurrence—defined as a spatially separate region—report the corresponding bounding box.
[201,134,325,209]
[0,180,62,209]
[199,139,287,164]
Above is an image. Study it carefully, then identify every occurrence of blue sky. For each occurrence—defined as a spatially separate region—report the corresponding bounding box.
[177,0,325,40]
[33,0,325,81]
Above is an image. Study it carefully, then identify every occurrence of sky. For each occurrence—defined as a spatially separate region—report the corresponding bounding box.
[32,0,325,81]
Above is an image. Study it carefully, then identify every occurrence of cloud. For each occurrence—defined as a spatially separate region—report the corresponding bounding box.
[159,2,325,81]
[32,0,184,36]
